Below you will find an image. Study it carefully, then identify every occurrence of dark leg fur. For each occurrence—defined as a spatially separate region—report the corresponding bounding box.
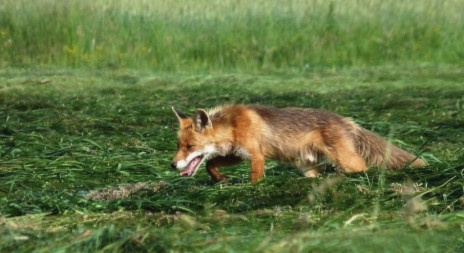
[206,155,242,182]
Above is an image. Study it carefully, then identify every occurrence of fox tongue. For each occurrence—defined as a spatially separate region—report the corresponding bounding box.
[179,156,203,177]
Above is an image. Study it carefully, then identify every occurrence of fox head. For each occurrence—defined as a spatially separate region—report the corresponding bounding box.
[171,107,219,177]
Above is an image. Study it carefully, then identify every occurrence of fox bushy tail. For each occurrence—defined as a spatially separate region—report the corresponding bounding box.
[355,127,426,169]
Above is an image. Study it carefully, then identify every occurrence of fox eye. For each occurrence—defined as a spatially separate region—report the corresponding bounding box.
[186,144,193,150]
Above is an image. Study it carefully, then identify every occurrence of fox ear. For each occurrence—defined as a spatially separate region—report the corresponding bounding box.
[172,107,191,129]
[194,109,212,132]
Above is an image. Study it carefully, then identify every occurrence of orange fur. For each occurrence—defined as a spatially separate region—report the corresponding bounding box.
[171,105,426,183]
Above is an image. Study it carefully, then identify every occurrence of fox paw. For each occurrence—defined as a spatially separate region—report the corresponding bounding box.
[303,169,321,178]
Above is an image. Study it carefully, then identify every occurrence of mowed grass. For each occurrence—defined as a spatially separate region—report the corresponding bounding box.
[0,0,464,70]
[1,67,464,252]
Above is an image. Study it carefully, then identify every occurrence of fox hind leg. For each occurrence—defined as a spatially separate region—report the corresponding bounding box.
[336,153,368,173]
[300,165,321,178]
[330,139,368,173]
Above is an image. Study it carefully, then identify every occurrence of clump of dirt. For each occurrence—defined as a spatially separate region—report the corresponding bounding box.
[389,182,425,195]
[85,181,167,201]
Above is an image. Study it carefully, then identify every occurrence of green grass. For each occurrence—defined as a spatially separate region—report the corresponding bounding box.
[1,67,464,252]
[1,0,464,252]
[1,0,463,71]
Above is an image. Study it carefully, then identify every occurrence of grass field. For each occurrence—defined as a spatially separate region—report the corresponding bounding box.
[1,67,463,252]
[1,0,464,252]
[1,0,464,70]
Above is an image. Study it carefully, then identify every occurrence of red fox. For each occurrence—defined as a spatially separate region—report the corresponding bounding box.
[171,104,425,183]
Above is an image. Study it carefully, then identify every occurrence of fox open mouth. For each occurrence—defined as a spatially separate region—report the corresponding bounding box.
[179,155,205,177]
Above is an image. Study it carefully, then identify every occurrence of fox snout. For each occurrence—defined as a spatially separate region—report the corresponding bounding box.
[170,162,177,170]
[171,153,183,170]
[171,151,185,170]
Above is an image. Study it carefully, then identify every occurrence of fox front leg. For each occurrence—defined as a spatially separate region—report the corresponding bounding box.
[250,155,265,183]
[206,155,242,182]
